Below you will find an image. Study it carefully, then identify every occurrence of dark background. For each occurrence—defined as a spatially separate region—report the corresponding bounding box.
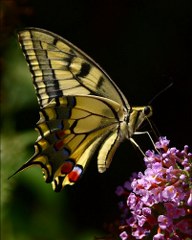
[1,0,191,239]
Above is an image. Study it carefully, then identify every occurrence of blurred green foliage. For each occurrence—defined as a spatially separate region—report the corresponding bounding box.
[1,38,104,240]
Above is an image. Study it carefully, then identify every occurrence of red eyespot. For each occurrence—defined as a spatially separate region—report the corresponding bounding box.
[54,140,64,151]
[68,166,83,182]
[61,160,75,174]
[56,130,66,138]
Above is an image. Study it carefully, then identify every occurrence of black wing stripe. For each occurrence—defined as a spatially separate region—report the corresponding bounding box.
[18,28,130,109]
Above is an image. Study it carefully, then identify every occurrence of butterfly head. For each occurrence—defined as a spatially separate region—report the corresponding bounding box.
[143,105,153,118]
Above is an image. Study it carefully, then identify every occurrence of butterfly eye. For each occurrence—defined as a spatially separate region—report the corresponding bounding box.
[144,106,152,116]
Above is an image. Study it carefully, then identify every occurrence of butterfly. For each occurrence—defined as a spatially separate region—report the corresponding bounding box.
[12,28,152,192]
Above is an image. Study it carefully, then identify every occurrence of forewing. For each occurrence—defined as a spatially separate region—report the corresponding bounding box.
[18,28,129,109]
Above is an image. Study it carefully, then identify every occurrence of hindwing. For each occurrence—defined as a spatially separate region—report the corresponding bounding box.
[14,95,125,191]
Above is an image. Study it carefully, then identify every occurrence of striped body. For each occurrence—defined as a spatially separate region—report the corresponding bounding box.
[13,28,152,191]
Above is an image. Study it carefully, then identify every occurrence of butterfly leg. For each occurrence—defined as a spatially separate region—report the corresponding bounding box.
[133,131,160,153]
[129,137,146,157]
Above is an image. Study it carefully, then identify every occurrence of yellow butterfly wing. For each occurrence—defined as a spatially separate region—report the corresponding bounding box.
[12,28,152,191]
[18,28,129,108]
[14,95,125,191]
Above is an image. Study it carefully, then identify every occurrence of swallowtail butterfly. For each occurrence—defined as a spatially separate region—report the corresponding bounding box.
[12,28,152,192]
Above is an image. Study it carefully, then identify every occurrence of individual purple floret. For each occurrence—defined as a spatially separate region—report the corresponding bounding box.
[116,137,192,240]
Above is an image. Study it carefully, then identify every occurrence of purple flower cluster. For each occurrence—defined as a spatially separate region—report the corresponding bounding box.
[116,137,192,239]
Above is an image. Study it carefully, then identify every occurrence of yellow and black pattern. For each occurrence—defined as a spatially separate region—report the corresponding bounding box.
[13,95,125,191]
[18,28,129,108]
[12,28,153,191]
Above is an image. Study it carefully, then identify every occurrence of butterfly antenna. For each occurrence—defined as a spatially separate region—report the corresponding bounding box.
[148,82,173,105]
